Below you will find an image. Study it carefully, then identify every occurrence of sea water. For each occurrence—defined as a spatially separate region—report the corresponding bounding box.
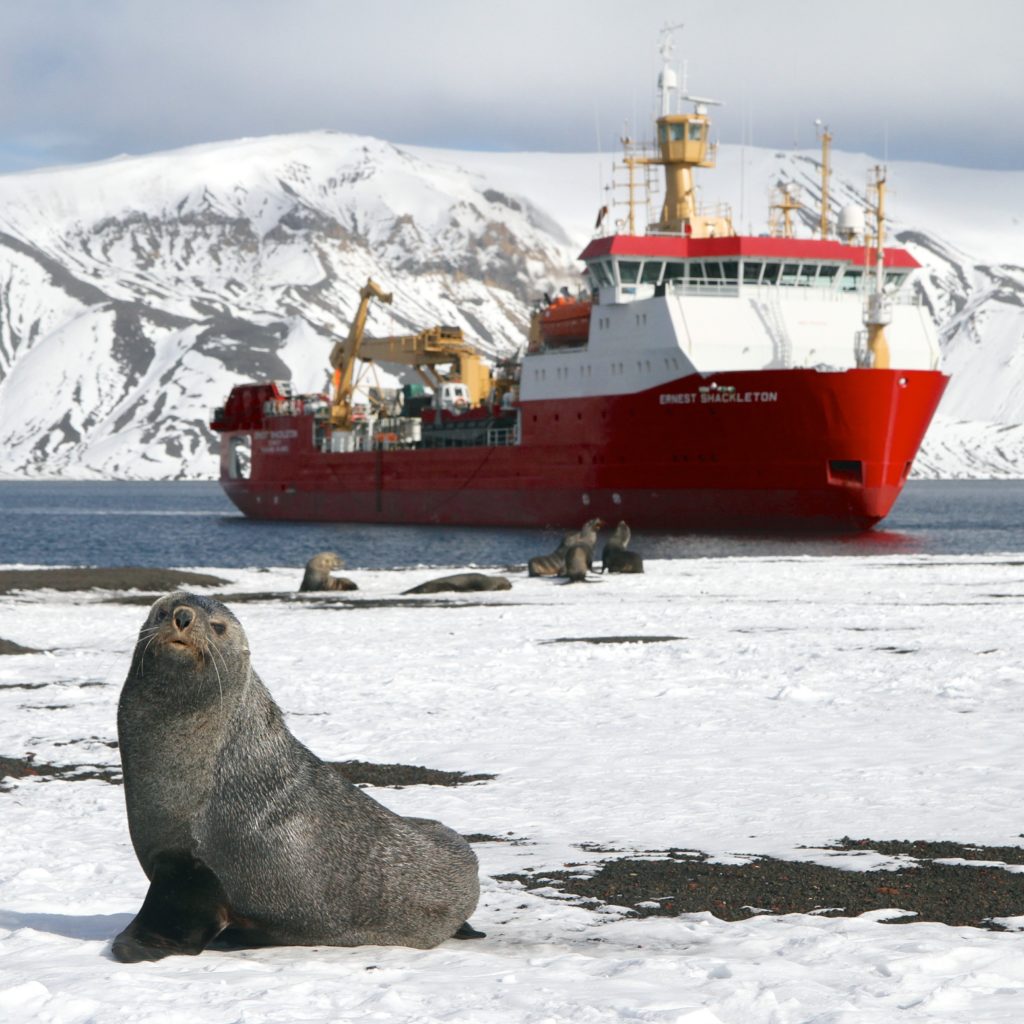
[0,479,1021,569]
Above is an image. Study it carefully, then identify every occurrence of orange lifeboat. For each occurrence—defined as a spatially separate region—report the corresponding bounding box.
[537,295,591,349]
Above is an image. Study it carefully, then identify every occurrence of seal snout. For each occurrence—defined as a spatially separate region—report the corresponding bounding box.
[173,606,195,633]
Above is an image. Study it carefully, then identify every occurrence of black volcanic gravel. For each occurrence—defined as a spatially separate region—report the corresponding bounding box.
[498,841,1024,931]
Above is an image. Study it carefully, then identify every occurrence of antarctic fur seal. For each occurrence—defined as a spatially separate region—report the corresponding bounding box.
[601,521,644,573]
[402,572,512,595]
[113,591,481,962]
[528,518,603,578]
[299,551,358,592]
[558,517,603,583]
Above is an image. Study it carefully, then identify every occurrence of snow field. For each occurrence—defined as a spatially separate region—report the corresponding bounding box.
[2,553,1024,1022]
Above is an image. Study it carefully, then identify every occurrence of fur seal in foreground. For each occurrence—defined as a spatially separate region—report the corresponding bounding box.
[299,551,358,592]
[601,521,644,574]
[402,572,512,595]
[113,591,481,962]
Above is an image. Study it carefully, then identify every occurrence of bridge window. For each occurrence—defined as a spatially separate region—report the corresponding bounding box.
[721,261,739,283]
[743,261,764,284]
[704,261,723,281]
[689,262,705,281]
[781,263,801,286]
[816,265,839,287]
[797,264,817,286]
[688,122,704,142]
[761,263,781,284]
[640,261,663,284]
[665,261,687,281]
[885,271,908,290]
[840,268,863,292]
[618,260,640,284]
[589,260,613,287]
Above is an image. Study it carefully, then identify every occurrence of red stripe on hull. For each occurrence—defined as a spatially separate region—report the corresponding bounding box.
[219,368,948,531]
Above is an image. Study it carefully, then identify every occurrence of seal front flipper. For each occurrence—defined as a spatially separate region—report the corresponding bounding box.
[112,852,230,963]
[453,921,486,940]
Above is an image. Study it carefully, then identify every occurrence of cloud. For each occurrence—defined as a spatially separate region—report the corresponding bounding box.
[0,0,1020,172]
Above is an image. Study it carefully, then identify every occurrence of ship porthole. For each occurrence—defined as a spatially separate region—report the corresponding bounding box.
[898,376,908,388]
[612,493,622,505]
[581,493,591,506]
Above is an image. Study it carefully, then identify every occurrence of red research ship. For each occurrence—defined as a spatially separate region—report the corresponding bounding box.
[211,39,947,531]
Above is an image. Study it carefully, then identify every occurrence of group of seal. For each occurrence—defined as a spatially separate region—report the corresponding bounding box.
[113,591,482,962]
[527,518,644,582]
[299,551,358,592]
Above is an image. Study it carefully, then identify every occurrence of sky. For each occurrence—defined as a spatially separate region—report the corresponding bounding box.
[0,0,1021,175]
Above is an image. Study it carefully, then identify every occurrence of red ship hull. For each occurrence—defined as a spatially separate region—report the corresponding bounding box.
[218,367,948,531]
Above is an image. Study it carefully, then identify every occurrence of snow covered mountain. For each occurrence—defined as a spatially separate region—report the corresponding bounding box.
[0,131,1020,479]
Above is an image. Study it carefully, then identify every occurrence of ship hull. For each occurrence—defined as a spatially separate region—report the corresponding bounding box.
[219,368,948,531]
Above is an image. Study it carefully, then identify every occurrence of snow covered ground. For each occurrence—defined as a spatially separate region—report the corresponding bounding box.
[3,554,1024,1022]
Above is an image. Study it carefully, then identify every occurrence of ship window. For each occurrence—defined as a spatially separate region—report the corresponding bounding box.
[840,268,863,292]
[816,265,839,287]
[743,261,763,284]
[761,263,781,284]
[664,261,687,281]
[689,261,705,281]
[618,260,640,284]
[670,123,685,142]
[781,263,800,286]
[640,261,663,284]
[658,124,668,144]
[721,261,739,283]
[688,122,704,142]
[885,271,907,290]
[704,261,723,282]
[797,264,817,286]
[589,261,612,287]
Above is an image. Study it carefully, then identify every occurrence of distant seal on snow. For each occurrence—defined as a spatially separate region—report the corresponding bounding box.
[113,591,481,962]
[528,518,603,577]
[601,521,644,574]
[402,572,512,595]
[299,551,358,592]
[559,518,603,584]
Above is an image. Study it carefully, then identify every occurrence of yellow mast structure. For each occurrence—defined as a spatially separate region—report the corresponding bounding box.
[815,119,832,239]
[625,29,733,238]
[329,278,392,429]
[864,165,891,369]
[769,183,801,238]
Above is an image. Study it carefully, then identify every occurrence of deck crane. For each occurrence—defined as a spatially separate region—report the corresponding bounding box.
[328,278,393,430]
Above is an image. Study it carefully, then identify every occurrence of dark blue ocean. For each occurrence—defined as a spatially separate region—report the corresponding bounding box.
[0,480,1021,569]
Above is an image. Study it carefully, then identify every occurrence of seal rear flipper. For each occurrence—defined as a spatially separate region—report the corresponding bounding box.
[111,852,230,963]
[453,921,486,940]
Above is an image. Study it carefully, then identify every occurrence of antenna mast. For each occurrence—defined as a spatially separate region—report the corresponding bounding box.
[815,120,832,239]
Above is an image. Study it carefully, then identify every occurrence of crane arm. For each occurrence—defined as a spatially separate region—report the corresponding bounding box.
[330,278,392,429]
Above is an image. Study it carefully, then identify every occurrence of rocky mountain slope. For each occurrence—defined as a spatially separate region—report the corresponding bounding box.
[0,131,1020,479]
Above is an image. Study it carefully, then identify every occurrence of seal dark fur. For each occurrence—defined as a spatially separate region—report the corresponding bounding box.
[114,591,481,962]
[528,518,603,578]
[299,551,358,592]
[558,518,603,584]
[402,572,512,595]
[601,521,644,574]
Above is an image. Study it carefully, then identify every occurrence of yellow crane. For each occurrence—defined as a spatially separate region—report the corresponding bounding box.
[359,326,493,408]
[329,279,496,430]
[328,279,393,429]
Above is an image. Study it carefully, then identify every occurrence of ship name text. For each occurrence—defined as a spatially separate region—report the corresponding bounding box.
[660,390,779,406]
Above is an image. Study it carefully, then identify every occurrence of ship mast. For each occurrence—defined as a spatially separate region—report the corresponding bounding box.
[864,165,891,369]
[815,120,832,239]
[626,27,733,238]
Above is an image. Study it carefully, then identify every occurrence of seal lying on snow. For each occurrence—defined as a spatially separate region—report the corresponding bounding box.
[299,551,358,591]
[601,521,644,574]
[402,572,512,595]
[113,592,481,962]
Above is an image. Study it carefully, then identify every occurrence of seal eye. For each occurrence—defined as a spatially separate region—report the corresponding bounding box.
[211,621,227,636]
[155,608,168,622]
